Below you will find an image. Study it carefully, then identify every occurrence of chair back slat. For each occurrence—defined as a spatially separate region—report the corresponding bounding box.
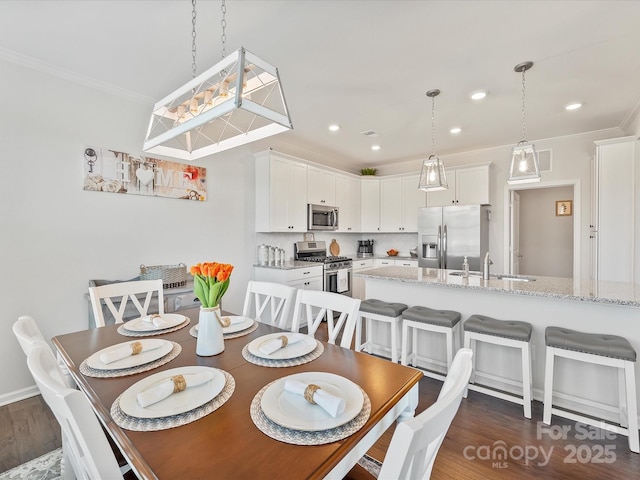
[88,279,164,327]
[242,281,296,329]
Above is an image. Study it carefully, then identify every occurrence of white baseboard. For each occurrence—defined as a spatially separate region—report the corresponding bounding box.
[0,385,40,407]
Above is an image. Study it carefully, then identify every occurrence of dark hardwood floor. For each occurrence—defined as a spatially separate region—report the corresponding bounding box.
[3,323,639,477]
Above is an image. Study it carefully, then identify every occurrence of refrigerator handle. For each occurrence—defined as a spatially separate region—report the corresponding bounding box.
[443,224,448,269]
[437,225,442,268]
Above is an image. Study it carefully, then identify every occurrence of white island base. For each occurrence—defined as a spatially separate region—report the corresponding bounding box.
[359,267,640,425]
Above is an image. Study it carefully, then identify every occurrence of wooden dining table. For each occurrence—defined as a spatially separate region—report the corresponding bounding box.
[52,314,423,479]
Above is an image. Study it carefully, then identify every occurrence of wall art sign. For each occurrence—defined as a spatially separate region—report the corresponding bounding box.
[83,146,206,201]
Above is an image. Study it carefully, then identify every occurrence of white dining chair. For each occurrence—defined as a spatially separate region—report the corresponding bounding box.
[291,290,361,349]
[242,280,297,329]
[89,278,164,327]
[13,315,76,389]
[26,345,136,480]
[347,348,473,480]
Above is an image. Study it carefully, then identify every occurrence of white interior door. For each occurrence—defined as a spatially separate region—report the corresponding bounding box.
[510,190,521,274]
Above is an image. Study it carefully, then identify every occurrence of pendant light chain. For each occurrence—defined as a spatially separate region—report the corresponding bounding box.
[521,66,526,142]
[221,0,227,61]
[191,0,197,79]
[431,94,436,156]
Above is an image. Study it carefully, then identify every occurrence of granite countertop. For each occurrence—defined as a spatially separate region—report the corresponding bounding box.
[253,260,321,271]
[354,266,640,307]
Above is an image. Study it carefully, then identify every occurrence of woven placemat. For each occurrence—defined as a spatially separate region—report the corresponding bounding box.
[79,342,182,378]
[117,318,191,337]
[241,341,324,368]
[189,321,259,340]
[111,370,235,431]
[250,381,371,445]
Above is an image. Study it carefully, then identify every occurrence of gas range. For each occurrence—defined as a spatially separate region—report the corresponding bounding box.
[294,241,352,268]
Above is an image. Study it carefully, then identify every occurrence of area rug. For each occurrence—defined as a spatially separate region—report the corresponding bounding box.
[0,449,61,480]
[357,453,383,477]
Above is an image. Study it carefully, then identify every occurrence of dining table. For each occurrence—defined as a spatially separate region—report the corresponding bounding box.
[52,310,423,479]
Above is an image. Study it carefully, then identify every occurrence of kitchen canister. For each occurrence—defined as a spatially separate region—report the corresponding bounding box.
[268,246,275,265]
[257,244,269,266]
[274,248,282,265]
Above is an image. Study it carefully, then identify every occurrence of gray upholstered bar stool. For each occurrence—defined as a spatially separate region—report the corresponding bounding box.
[463,314,533,418]
[400,306,461,381]
[356,299,407,363]
[543,327,639,453]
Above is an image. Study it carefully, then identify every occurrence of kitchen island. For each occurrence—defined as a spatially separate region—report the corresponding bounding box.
[355,266,640,422]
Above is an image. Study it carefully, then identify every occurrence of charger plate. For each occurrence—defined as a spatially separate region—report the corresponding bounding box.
[80,342,181,378]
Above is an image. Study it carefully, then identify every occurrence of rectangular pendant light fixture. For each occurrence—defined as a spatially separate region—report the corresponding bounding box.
[508,141,540,184]
[143,48,293,161]
[419,154,448,191]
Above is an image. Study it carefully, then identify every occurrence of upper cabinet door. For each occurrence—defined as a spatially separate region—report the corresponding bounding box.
[380,178,403,231]
[402,174,425,232]
[335,174,361,232]
[427,165,491,206]
[361,179,381,232]
[307,166,336,206]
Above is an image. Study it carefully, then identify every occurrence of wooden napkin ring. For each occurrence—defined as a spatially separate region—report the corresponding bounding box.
[279,335,288,348]
[130,341,143,355]
[172,375,187,393]
[149,314,161,320]
[219,316,231,328]
[304,384,321,404]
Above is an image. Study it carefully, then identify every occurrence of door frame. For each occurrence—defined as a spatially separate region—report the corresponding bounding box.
[503,179,581,279]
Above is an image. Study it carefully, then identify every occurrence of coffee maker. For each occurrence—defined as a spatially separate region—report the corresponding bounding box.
[357,239,374,257]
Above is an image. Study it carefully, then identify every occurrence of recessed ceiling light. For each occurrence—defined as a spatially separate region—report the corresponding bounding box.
[470,90,487,101]
[328,124,340,132]
[565,102,582,111]
[371,145,381,151]
[450,127,462,134]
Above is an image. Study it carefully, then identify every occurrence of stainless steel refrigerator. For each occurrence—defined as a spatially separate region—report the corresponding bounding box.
[418,205,490,271]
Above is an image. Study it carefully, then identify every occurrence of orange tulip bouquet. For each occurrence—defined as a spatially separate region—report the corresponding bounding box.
[190,262,234,308]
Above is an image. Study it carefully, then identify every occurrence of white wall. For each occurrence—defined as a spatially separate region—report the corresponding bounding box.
[0,60,256,403]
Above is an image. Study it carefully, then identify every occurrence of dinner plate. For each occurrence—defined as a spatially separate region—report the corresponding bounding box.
[247,333,317,360]
[195,316,254,334]
[86,339,173,371]
[124,314,187,332]
[119,366,225,419]
[260,372,364,431]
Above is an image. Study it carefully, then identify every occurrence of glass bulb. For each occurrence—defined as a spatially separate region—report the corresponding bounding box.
[429,169,436,182]
[519,159,528,172]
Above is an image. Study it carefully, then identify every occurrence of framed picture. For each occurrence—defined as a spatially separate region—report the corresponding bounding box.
[303,232,315,241]
[556,200,572,216]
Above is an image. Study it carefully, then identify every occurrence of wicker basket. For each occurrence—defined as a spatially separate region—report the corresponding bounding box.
[140,263,187,289]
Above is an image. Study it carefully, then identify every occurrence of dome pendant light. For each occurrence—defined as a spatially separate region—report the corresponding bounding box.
[508,61,540,184]
[419,89,448,191]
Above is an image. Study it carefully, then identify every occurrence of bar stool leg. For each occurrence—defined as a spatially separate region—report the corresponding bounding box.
[444,328,453,373]
[355,314,363,353]
[390,319,398,364]
[624,361,639,453]
[401,322,410,366]
[463,333,472,398]
[521,342,532,419]
[543,347,555,425]
[618,367,629,427]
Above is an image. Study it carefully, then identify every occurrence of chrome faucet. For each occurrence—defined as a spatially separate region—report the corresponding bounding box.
[482,252,493,280]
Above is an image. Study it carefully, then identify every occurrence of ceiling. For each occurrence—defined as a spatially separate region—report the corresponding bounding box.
[2,0,640,172]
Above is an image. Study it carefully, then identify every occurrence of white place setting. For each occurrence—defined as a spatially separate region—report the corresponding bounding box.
[111,366,236,432]
[242,332,324,367]
[189,315,259,339]
[118,313,190,337]
[250,372,371,445]
[79,339,182,378]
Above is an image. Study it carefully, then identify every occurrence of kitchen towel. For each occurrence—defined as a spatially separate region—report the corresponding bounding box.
[258,333,306,355]
[99,339,164,364]
[284,378,346,418]
[337,269,348,293]
[136,371,215,408]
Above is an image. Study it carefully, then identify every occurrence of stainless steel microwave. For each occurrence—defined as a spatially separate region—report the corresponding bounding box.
[307,204,339,231]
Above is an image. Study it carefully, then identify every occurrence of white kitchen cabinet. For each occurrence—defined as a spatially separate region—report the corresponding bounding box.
[360,178,381,232]
[352,258,374,300]
[335,174,361,232]
[592,136,637,283]
[308,166,336,206]
[255,152,308,232]
[427,164,491,207]
[394,259,419,267]
[380,175,425,232]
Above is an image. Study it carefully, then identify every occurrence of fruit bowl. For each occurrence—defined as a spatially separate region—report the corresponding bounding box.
[387,249,399,256]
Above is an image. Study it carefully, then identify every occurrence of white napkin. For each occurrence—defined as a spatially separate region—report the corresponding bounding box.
[142,314,170,328]
[284,378,346,418]
[258,333,306,355]
[99,339,164,365]
[136,371,215,408]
